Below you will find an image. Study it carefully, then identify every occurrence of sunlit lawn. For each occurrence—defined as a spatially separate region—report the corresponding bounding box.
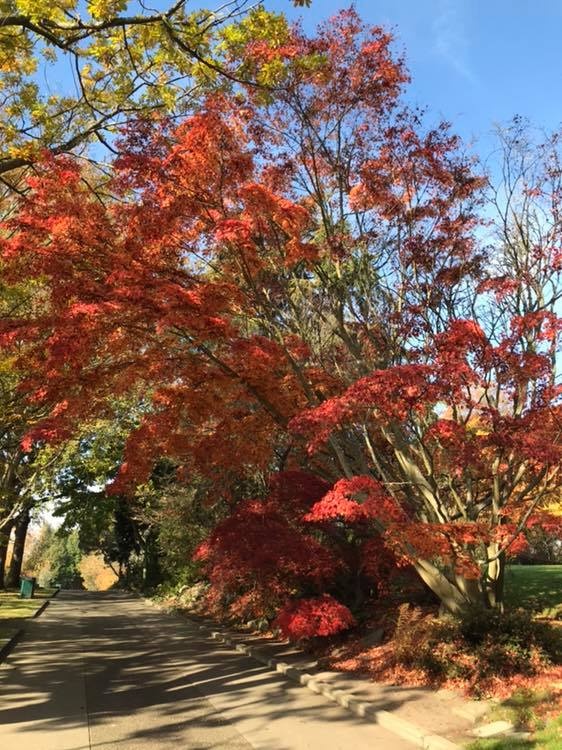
[467,568,562,748]
[0,588,55,642]
[504,565,562,615]
[466,714,562,749]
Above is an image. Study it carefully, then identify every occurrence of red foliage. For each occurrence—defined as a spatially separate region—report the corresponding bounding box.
[359,536,402,593]
[305,476,404,524]
[1,8,560,616]
[274,595,356,640]
[193,469,400,621]
[528,511,562,536]
[193,491,342,619]
[268,470,331,521]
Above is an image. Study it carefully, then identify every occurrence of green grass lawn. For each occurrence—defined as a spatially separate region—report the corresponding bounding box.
[0,588,55,641]
[504,565,562,615]
[466,714,562,749]
[467,569,562,749]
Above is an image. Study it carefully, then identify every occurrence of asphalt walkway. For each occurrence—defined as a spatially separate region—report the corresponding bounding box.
[0,591,417,749]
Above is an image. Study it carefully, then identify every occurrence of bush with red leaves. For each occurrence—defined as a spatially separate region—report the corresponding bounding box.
[193,472,342,619]
[194,470,400,625]
[274,594,356,640]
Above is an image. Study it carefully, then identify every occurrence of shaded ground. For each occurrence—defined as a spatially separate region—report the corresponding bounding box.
[0,590,418,749]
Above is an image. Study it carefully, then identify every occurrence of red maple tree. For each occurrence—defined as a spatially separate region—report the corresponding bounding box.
[2,11,560,616]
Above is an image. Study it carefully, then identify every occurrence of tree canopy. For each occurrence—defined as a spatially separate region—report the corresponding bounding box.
[0,9,560,621]
[0,0,305,189]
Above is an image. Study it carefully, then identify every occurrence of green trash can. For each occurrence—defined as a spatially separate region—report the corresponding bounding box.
[19,576,36,599]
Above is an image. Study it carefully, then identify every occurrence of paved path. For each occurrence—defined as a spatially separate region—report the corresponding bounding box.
[0,591,416,750]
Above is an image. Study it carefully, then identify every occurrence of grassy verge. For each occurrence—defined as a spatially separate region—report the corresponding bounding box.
[466,713,562,749]
[504,565,562,616]
[465,686,562,749]
[0,588,56,641]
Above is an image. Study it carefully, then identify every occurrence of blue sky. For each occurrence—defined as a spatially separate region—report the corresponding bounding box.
[45,1,561,162]
[266,0,562,157]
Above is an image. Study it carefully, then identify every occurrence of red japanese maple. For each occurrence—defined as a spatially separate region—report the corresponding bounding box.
[2,11,560,615]
[274,595,356,641]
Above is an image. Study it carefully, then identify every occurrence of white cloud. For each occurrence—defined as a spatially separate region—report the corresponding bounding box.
[433,0,477,85]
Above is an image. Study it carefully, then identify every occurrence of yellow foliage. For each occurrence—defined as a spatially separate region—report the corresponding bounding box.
[0,1,290,174]
[79,553,118,591]
[545,496,562,516]
[13,0,77,23]
[88,0,127,21]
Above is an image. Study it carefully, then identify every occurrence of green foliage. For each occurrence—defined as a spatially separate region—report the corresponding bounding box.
[28,526,84,588]
[0,0,299,182]
[467,738,532,750]
[458,607,561,660]
[151,482,226,590]
[219,8,293,90]
[0,275,56,529]
[34,419,219,593]
[41,411,144,578]
[457,608,561,686]
[484,688,558,733]
[45,531,84,589]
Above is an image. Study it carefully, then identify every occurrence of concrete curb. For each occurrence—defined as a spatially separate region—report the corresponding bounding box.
[146,597,465,748]
[193,620,461,750]
[0,590,57,664]
[0,628,23,663]
[32,599,50,618]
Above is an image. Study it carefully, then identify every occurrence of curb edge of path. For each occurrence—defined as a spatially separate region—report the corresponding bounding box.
[202,626,461,750]
[145,599,460,750]
[0,590,58,664]
[0,628,24,663]
[32,599,50,618]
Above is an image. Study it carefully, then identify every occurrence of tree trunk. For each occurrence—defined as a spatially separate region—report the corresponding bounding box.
[6,507,31,589]
[414,559,470,615]
[0,520,14,589]
[483,546,506,611]
[142,528,162,590]
[414,556,506,615]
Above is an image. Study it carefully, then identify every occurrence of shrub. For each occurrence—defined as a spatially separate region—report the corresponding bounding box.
[392,603,440,661]
[194,498,342,620]
[458,606,562,665]
[389,604,562,690]
[274,595,356,641]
